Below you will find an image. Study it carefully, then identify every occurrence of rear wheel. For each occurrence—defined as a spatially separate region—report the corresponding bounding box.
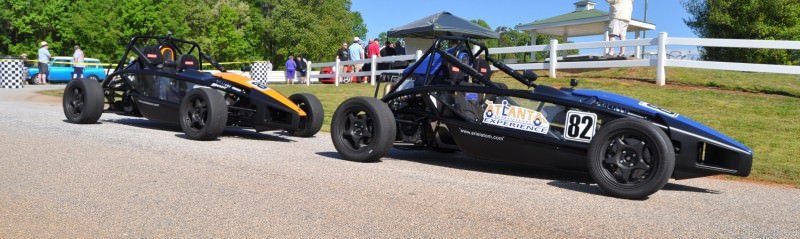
[288,93,323,137]
[179,88,227,140]
[587,118,675,199]
[63,78,104,124]
[331,97,396,162]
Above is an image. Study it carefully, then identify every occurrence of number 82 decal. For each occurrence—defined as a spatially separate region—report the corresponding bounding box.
[564,111,598,143]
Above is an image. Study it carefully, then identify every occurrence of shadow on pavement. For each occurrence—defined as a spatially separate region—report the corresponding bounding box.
[103,118,294,142]
[387,149,593,182]
[315,151,382,163]
[547,180,721,199]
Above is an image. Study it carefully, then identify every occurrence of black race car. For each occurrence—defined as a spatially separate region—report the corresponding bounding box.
[329,37,752,199]
[62,35,323,140]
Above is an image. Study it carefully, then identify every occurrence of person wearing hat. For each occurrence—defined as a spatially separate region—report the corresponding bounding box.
[73,44,85,80]
[37,41,51,84]
[348,37,365,81]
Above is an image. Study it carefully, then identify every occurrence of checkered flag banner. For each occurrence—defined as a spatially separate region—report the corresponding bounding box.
[0,59,25,89]
[250,61,272,84]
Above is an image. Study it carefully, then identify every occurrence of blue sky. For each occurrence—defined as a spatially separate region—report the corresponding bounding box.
[351,0,698,42]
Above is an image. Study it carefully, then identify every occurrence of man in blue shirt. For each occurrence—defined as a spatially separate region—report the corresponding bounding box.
[37,41,51,84]
[348,37,365,82]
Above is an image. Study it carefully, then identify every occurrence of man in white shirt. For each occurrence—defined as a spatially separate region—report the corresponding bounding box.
[607,0,634,57]
[73,45,85,80]
[37,41,51,84]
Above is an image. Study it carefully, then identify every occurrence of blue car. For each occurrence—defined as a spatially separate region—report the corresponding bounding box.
[329,36,753,199]
[28,56,107,83]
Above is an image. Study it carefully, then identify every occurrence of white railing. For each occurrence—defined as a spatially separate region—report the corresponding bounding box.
[495,32,800,85]
[303,32,800,86]
[307,52,422,86]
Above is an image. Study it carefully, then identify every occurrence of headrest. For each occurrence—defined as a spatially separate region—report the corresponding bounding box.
[473,57,492,79]
[140,46,163,66]
[177,54,200,71]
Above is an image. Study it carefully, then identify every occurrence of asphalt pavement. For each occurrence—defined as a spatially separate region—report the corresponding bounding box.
[1,85,798,238]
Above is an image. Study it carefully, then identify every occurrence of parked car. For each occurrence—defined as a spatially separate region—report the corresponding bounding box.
[328,36,753,199]
[28,56,107,83]
[62,35,323,140]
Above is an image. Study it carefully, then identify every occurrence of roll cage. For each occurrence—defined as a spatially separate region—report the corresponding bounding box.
[378,36,539,99]
[109,35,226,76]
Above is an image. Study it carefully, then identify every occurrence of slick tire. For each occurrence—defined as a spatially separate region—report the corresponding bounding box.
[179,88,228,141]
[330,97,396,162]
[288,93,324,137]
[63,78,104,124]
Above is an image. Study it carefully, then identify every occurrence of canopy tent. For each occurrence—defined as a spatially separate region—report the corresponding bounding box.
[515,1,655,58]
[387,12,499,39]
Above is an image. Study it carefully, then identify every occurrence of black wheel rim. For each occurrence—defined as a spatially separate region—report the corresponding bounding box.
[339,108,374,150]
[66,87,84,116]
[184,96,208,132]
[600,132,657,186]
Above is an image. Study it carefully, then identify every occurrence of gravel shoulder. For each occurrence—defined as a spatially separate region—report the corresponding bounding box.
[1,85,798,238]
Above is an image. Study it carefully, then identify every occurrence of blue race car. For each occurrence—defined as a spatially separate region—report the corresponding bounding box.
[329,36,753,199]
[28,56,107,83]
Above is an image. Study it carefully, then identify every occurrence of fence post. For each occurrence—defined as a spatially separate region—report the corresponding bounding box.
[306,60,312,86]
[656,32,667,86]
[370,57,377,86]
[416,50,423,61]
[334,59,340,87]
[549,39,558,78]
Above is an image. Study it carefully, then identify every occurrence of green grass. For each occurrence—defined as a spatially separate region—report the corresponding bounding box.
[560,67,800,98]
[38,69,800,186]
[271,84,375,131]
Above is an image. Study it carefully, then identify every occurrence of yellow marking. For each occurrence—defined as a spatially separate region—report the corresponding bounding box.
[213,72,306,117]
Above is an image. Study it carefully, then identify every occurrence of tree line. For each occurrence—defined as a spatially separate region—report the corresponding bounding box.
[684,0,800,65]
[0,0,367,64]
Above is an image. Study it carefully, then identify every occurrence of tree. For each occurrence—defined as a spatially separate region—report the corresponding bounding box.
[684,0,800,65]
[0,0,366,66]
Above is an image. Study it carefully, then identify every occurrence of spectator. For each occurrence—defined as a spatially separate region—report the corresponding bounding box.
[37,41,51,84]
[296,54,307,84]
[336,42,350,61]
[380,41,396,57]
[285,55,296,85]
[394,40,406,55]
[348,37,365,78]
[378,41,397,70]
[72,44,85,80]
[265,60,273,79]
[606,0,634,57]
[367,38,381,58]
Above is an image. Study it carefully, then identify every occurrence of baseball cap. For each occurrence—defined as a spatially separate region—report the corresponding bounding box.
[353,37,361,42]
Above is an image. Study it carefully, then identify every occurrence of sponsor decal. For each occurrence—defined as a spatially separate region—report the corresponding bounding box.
[184,61,194,66]
[250,80,268,90]
[458,128,504,141]
[564,110,598,143]
[482,100,549,135]
[451,66,460,72]
[146,54,157,59]
[480,68,487,73]
[639,101,679,118]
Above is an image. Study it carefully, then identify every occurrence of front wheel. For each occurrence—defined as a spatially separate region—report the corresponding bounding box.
[587,118,675,199]
[63,78,104,124]
[330,97,396,162]
[288,93,323,137]
[179,88,228,140]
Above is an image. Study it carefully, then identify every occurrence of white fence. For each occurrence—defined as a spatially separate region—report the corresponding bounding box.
[302,32,800,86]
